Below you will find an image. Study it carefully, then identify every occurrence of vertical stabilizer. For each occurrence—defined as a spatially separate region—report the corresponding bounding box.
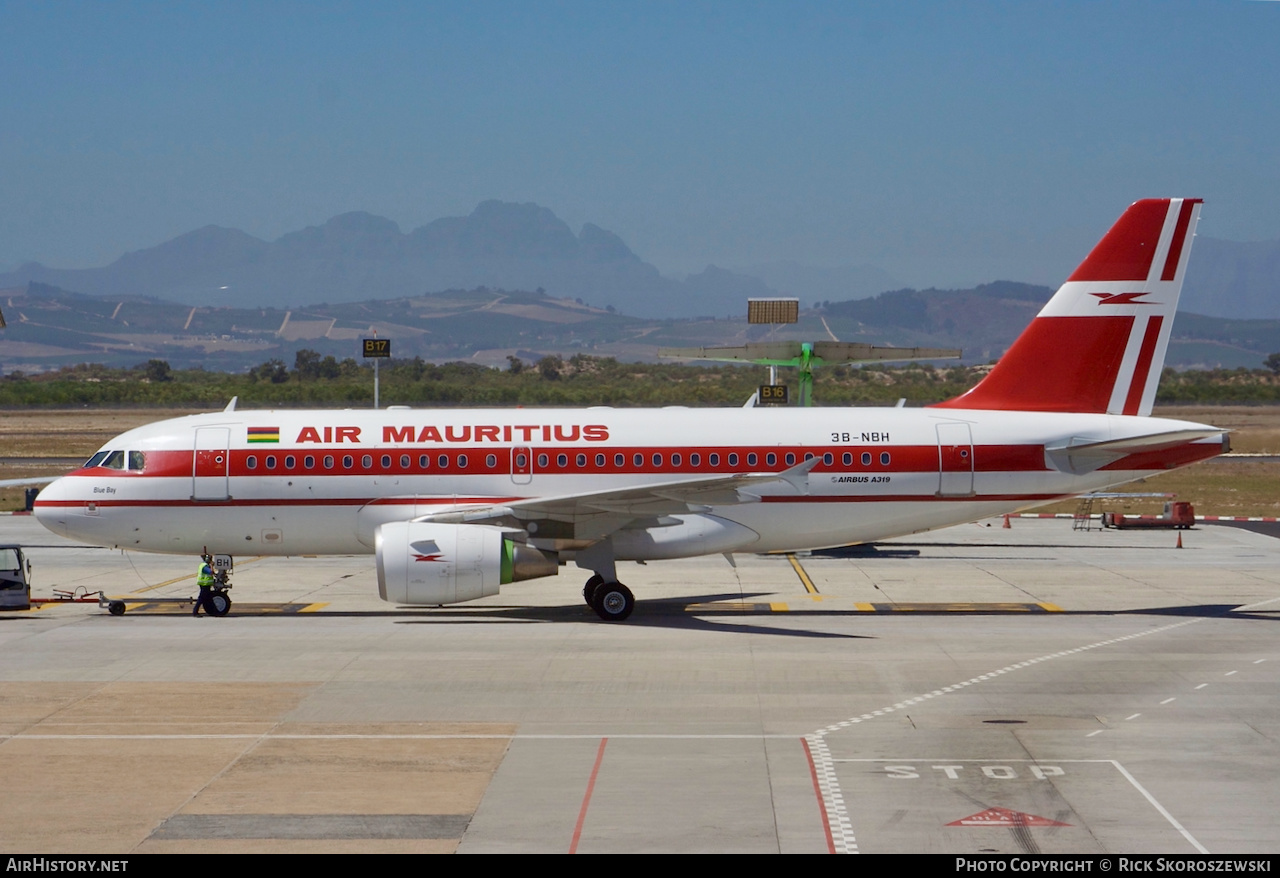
[934,198,1201,415]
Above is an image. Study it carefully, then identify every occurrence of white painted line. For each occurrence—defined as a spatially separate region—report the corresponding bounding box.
[1195,683,1208,690]
[1225,670,1237,676]
[1254,659,1266,664]
[1160,697,1176,705]
[1110,760,1209,853]
[1125,713,1141,721]
[806,735,858,854]
[1086,730,1104,737]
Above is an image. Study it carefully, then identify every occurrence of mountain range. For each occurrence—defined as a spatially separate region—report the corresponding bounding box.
[7,199,1274,320]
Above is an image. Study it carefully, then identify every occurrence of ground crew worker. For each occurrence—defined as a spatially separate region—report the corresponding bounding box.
[193,555,217,616]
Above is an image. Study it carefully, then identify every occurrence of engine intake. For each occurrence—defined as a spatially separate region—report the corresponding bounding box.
[376,521,558,605]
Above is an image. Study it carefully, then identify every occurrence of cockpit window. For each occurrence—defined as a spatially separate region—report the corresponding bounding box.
[128,451,146,471]
[101,451,126,470]
[84,451,110,468]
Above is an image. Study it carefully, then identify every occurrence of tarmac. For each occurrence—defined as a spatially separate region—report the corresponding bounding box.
[1,513,1277,854]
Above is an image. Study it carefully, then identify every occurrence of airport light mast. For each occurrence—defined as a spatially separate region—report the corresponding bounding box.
[659,298,961,406]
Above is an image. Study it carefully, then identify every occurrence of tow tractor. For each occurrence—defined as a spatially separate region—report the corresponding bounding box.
[0,545,32,611]
[2,550,235,616]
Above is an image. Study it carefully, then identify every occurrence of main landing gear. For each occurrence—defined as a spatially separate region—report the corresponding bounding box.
[583,574,635,622]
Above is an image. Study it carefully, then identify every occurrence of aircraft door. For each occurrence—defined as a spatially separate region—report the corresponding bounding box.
[511,446,533,485]
[193,427,231,501]
[936,423,974,497]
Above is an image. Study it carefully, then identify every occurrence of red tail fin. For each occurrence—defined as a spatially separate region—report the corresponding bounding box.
[933,198,1201,415]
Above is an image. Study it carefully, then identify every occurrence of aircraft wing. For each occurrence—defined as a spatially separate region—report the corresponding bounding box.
[415,458,821,540]
[0,477,56,488]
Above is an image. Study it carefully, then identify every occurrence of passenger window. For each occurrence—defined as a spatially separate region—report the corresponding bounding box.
[304,455,315,469]
[633,453,644,467]
[823,453,833,465]
[538,453,549,468]
[709,453,720,466]
[381,455,392,468]
[438,454,448,469]
[363,455,373,468]
[614,453,625,467]
[785,453,796,465]
[842,452,852,466]
[400,455,410,468]
[690,453,701,466]
[266,455,277,469]
[342,455,353,468]
[286,455,297,469]
[880,452,891,466]
[246,456,257,470]
[861,452,871,466]
[458,454,468,468]
[576,453,586,467]
[419,455,429,469]
[766,452,777,466]
[727,453,738,467]
[651,453,662,466]
[324,455,334,469]
[672,453,681,466]
[747,453,757,466]
[558,453,568,467]
[487,454,497,468]
[595,453,605,467]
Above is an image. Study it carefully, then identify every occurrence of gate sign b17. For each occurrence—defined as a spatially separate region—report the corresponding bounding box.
[362,338,391,358]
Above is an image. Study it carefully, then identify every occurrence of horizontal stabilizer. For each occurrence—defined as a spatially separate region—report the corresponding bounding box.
[1045,429,1224,475]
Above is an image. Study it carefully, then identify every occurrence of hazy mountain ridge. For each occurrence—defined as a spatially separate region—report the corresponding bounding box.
[2,201,1277,322]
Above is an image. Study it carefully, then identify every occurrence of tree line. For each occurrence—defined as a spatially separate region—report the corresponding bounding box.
[2,352,1280,409]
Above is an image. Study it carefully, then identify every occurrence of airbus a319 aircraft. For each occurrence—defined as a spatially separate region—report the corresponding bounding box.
[34,198,1226,621]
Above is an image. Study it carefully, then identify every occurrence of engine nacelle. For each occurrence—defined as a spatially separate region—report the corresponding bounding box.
[376,521,558,605]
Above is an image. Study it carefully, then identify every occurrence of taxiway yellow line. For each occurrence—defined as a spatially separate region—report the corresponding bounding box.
[787,554,819,594]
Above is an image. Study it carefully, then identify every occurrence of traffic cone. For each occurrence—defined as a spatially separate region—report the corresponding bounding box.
[1003,514,1011,529]
[1176,532,1183,549]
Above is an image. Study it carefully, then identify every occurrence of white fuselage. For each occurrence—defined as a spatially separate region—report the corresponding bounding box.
[33,405,1224,557]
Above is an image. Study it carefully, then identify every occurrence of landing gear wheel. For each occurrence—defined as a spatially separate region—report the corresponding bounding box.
[208,591,232,617]
[591,582,634,622]
[583,574,605,607]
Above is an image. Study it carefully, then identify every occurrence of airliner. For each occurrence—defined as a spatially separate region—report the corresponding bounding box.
[33,198,1226,621]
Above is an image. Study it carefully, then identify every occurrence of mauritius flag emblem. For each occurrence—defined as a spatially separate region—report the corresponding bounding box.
[247,426,280,443]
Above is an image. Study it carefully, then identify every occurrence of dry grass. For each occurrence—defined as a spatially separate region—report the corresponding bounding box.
[4,405,1278,516]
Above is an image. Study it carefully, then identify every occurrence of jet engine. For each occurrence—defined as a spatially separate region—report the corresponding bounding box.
[376,521,558,605]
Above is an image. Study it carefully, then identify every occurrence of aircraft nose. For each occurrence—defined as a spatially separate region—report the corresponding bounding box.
[32,479,72,538]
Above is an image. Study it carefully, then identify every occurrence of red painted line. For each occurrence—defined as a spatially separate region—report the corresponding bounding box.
[569,737,608,854]
[1161,199,1199,281]
[1122,315,1163,416]
[802,737,837,855]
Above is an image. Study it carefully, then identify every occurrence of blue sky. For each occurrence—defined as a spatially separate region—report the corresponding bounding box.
[2,1,1277,288]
